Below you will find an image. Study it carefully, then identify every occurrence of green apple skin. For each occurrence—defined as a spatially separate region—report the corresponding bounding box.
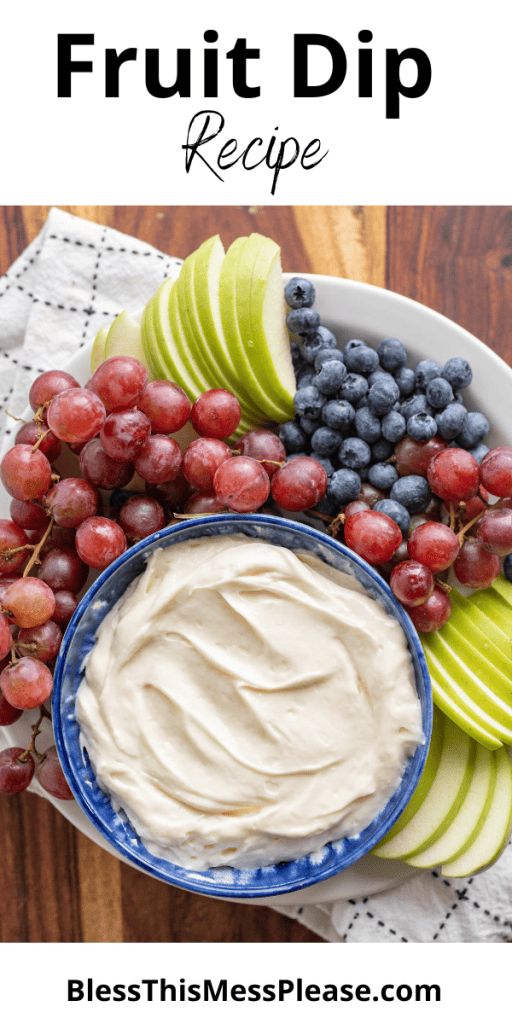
[471,577,512,638]
[405,741,496,868]
[422,631,512,748]
[374,715,476,861]
[434,623,512,722]
[449,592,512,679]
[442,745,512,878]
[141,287,181,385]
[104,311,151,376]
[219,238,293,422]
[91,326,107,373]
[234,234,296,416]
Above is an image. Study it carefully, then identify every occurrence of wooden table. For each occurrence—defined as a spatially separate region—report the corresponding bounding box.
[1,205,512,943]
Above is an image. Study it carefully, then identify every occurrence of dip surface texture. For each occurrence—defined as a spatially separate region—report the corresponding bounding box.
[76,535,423,869]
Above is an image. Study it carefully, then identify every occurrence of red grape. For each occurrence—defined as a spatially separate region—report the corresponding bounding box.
[453,538,500,589]
[38,546,88,593]
[407,521,460,572]
[213,456,271,512]
[190,389,241,439]
[182,437,233,491]
[1,444,52,501]
[75,516,127,569]
[234,429,286,479]
[479,447,512,498]
[100,408,151,462]
[9,498,48,532]
[427,448,481,503]
[182,492,227,515]
[51,590,78,626]
[47,388,106,444]
[146,472,193,510]
[15,421,61,463]
[133,434,182,484]
[3,577,56,628]
[408,586,452,633]
[344,500,371,518]
[357,482,386,507]
[89,356,148,412]
[0,747,35,794]
[476,507,512,556]
[138,380,191,434]
[458,488,489,524]
[0,613,12,660]
[0,657,53,709]
[390,559,435,607]
[36,746,74,800]
[79,438,134,490]
[29,370,80,412]
[270,456,328,512]
[45,478,99,528]
[0,691,23,726]
[343,510,402,566]
[118,495,166,541]
[394,435,448,478]
[0,520,30,574]
[18,620,62,662]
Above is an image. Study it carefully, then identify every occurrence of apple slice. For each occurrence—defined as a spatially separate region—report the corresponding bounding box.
[103,310,151,374]
[374,714,476,860]
[219,238,294,423]
[425,648,503,750]
[449,589,512,675]
[471,576,512,637]
[405,741,496,868]
[234,234,296,416]
[442,745,512,877]
[91,326,107,373]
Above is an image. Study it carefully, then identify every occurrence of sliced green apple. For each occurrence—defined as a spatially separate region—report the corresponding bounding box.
[233,234,296,416]
[91,326,107,373]
[374,714,476,860]
[449,589,512,675]
[104,310,151,374]
[219,238,293,422]
[471,576,512,637]
[405,741,496,868]
[442,745,512,877]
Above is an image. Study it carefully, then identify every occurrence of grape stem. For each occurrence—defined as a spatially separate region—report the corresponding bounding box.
[456,496,503,546]
[22,514,55,577]
[31,428,52,454]
[18,705,52,762]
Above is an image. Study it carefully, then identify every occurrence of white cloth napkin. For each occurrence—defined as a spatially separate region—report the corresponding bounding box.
[1,207,511,943]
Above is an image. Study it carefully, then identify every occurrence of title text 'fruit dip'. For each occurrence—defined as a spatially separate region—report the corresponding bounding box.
[76,536,423,870]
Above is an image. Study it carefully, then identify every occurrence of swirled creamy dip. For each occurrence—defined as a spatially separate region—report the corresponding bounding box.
[76,535,423,870]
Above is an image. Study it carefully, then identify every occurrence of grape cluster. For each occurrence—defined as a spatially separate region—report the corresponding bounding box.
[0,358,329,794]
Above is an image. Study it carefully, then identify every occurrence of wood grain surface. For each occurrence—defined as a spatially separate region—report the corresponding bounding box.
[1,205,512,943]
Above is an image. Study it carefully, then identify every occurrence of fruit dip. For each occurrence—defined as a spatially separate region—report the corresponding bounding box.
[76,535,424,870]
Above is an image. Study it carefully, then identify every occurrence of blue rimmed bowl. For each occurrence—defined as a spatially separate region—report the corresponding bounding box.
[52,513,432,900]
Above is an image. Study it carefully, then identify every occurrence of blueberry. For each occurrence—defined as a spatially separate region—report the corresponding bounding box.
[338,437,372,470]
[441,356,473,390]
[339,373,369,405]
[299,413,322,436]
[327,469,362,506]
[286,307,321,335]
[435,403,467,440]
[343,343,379,375]
[466,443,490,464]
[343,339,366,357]
[299,325,338,363]
[455,411,490,449]
[402,393,433,420]
[284,277,315,308]
[355,406,382,444]
[368,463,399,491]
[293,385,325,418]
[425,377,454,410]
[286,451,309,462]
[373,498,411,534]
[322,399,356,433]
[315,360,347,395]
[407,413,438,441]
[296,366,316,389]
[313,456,335,477]
[290,339,303,370]
[503,553,512,583]
[367,378,400,417]
[371,438,394,461]
[394,366,416,397]
[415,359,442,389]
[356,395,369,409]
[279,420,307,453]
[314,494,339,517]
[314,347,344,371]
[377,337,408,372]
[311,426,343,457]
[390,475,432,513]
[109,489,135,511]
[381,410,406,443]
[368,370,395,389]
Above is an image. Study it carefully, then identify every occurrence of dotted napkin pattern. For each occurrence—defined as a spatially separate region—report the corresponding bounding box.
[1,207,511,943]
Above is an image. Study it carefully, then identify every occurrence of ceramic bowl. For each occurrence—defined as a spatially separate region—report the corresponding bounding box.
[52,513,432,900]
